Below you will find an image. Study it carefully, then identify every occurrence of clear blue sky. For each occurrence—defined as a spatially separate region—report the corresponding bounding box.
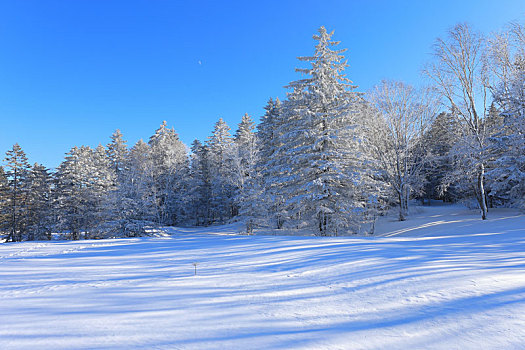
[1,0,524,168]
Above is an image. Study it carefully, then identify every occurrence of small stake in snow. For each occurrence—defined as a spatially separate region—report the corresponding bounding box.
[193,262,198,276]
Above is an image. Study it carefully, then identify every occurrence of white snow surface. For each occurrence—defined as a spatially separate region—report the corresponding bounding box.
[1,204,525,349]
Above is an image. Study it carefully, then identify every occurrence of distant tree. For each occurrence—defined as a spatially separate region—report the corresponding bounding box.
[206,118,236,222]
[54,146,95,240]
[26,163,53,240]
[0,166,10,240]
[117,139,157,236]
[3,144,31,242]
[187,139,212,226]
[148,121,189,226]
[233,113,259,230]
[106,129,128,176]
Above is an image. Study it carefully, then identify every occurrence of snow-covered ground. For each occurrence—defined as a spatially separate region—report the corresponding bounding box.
[1,204,524,349]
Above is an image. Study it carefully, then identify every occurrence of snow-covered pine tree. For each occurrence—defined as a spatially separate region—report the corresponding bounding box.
[54,146,97,240]
[233,113,259,231]
[117,139,157,236]
[0,166,8,240]
[106,129,128,176]
[206,118,236,223]
[256,97,285,229]
[274,26,364,235]
[26,163,53,240]
[187,139,212,226]
[88,144,115,238]
[3,144,31,242]
[148,121,189,226]
[103,130,129,233]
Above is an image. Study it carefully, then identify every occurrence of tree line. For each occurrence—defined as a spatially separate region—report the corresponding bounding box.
[1,22,524,241]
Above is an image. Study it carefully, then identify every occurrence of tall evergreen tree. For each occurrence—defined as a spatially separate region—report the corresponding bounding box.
[148,121,189,225]
[117,139,157,235]
[3,144,31,242]
[271,27,365,235]
[233,114,259,232]
[0,166,10,239]
[256,98,285,229]
[207,118,236,222]
[187,139,212,226]
[54,146,95,240]
[26,163,53,240]
[106,129,128,176]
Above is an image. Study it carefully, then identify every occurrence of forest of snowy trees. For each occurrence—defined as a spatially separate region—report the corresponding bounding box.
[1,22,524,241]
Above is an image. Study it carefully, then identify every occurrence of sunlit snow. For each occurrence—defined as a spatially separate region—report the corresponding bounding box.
[1,204,524,349]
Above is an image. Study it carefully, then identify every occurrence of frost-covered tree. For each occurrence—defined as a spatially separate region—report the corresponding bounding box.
[486,22,525,209]
[206,118,236,222]
[26,163,53,240]
[256,98,285,229]
[0,166,8,239]
[2,144,31,242]
[54,145,113,239]
[271,26,365,235]
[420,112,462,203]
[103,130,129,233]
[424,23,491,219]
[187,139,212,226]
[88,144,115,237]
[368,81,438,220]
[233,113,259,230]
[106,129,128,175]
[116,140,157,235]
[148,121,189,225]
[54,146,89,240]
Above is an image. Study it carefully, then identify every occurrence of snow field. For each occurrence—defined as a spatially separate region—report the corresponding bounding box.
[1,205,525,349]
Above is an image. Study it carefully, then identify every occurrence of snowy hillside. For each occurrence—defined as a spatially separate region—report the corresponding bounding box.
[1,205,524,349]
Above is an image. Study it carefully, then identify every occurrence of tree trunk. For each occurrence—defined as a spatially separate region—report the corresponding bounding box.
[398,190,406,221]
[477,163,488,220]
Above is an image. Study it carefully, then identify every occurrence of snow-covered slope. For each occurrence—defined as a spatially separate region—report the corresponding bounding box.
[1,205,524,349]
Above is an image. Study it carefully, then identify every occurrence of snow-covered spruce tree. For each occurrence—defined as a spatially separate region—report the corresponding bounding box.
[272,26,365,235]
[102,130,129,234]
[368,81,438,221]
[25,163,53,240]
[233,113,260,232]
[2,144,31,242]
[117,140,157,236]
[54,145,114,239]
[256,97,285,229]
[188,139,212,226]
[88,144,115,238]
[54,146,91,240]
[148,121,189,226]
[206,118,236,223]
[0,166,8,239]
[424,23,491,219]
[106,129,128,176]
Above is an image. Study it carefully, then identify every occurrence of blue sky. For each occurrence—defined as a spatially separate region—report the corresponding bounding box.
[1,0,524,168]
